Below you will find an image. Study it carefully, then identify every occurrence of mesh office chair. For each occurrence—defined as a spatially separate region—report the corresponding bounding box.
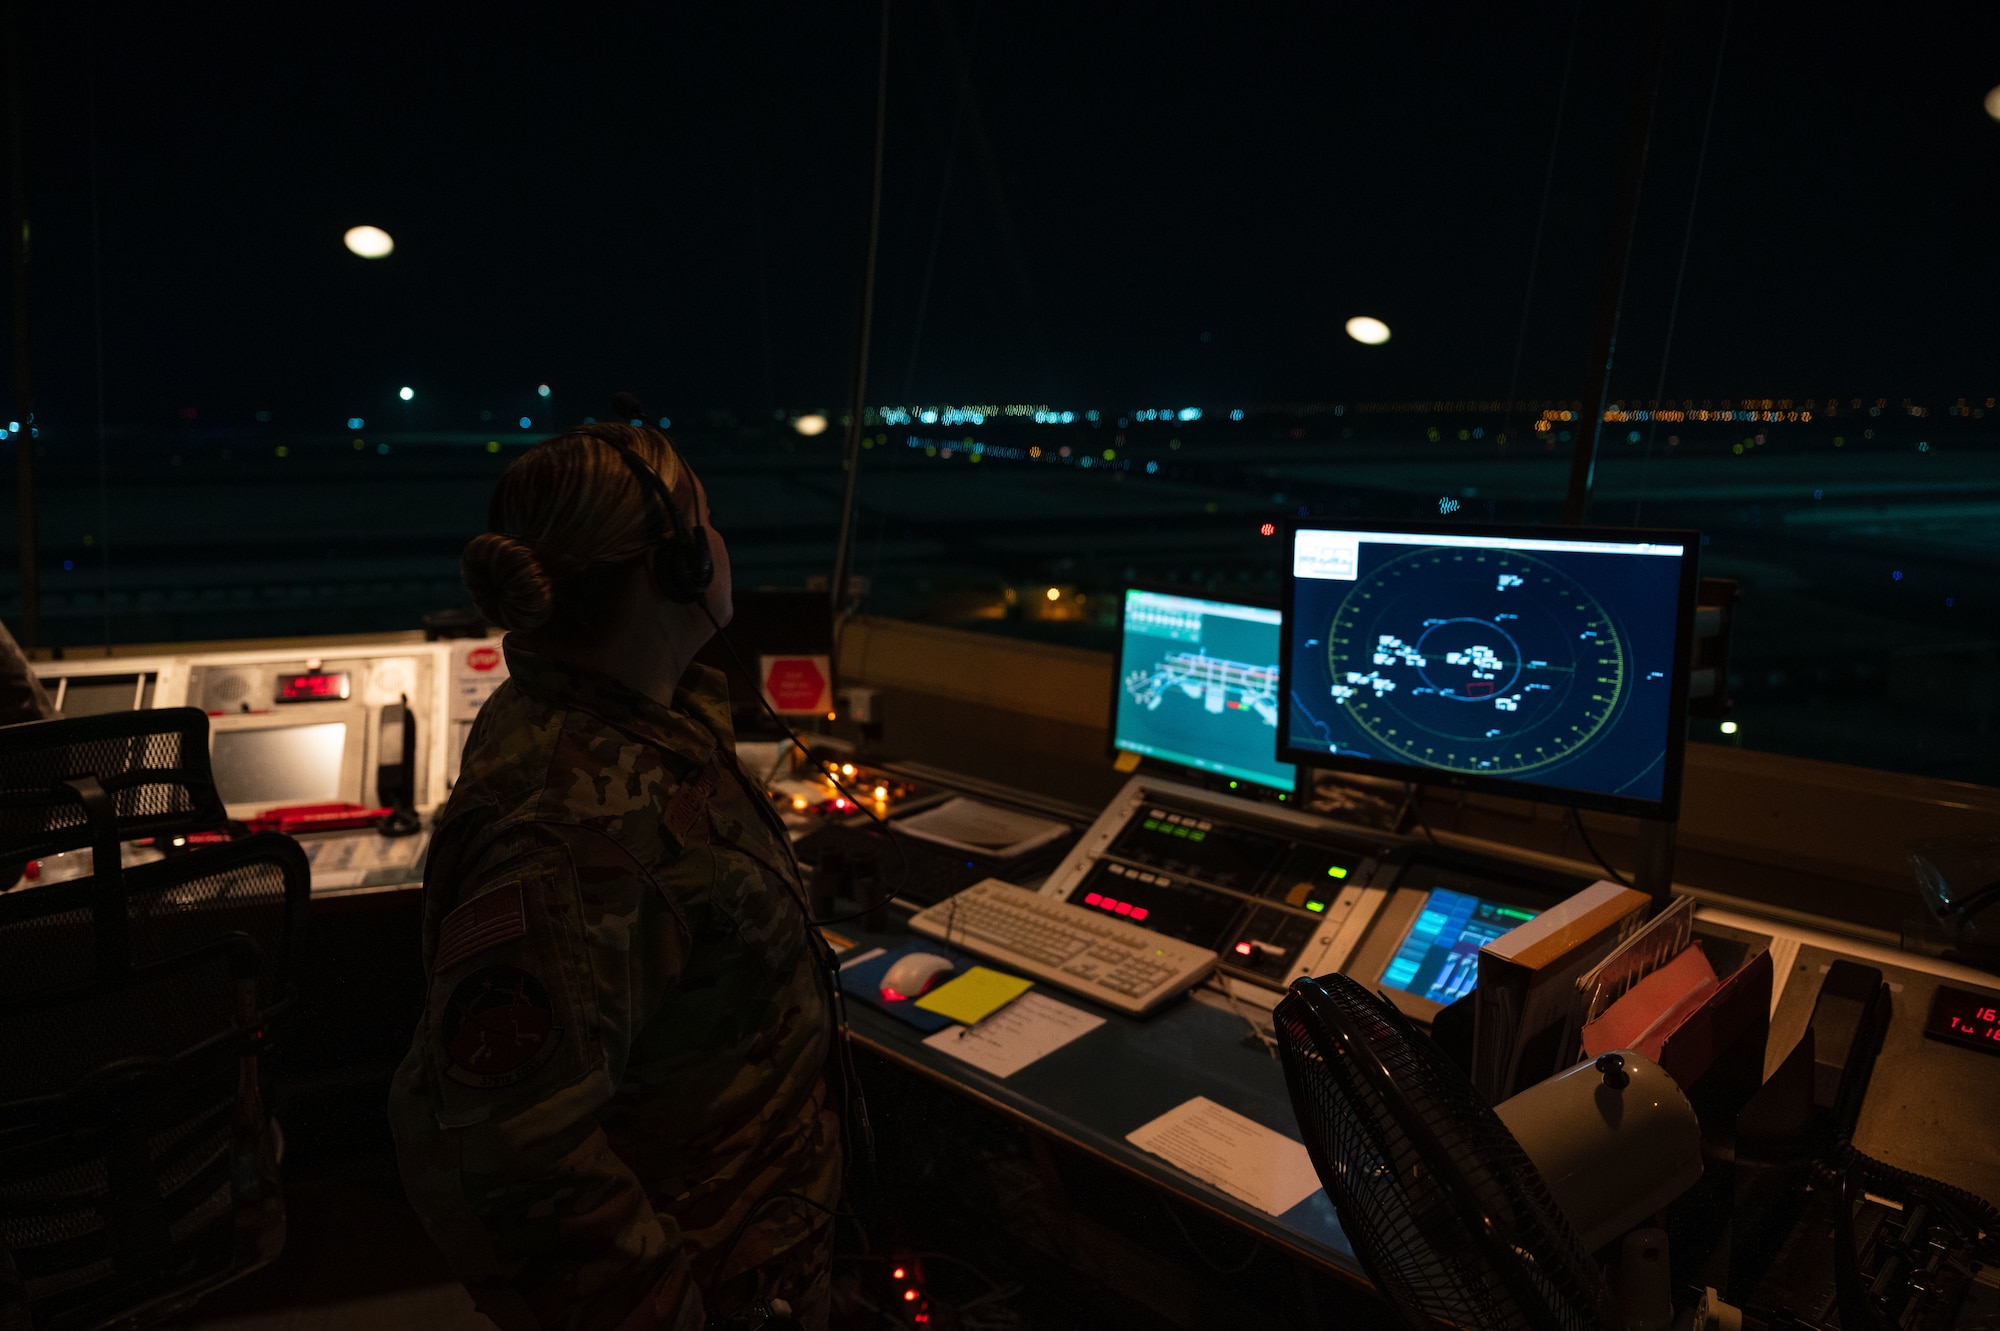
[0,710,309,1329]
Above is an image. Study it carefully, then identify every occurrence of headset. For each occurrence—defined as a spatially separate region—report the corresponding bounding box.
[574,392,714,605]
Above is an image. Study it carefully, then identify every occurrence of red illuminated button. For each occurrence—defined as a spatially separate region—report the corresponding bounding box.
[1130,907,1149,921]
[1234,941,1254,956]
[1084,892,1102,906]
[1115,902,1133,916]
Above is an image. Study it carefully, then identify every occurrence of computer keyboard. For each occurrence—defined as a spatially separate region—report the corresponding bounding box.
[908,878,1217,1016]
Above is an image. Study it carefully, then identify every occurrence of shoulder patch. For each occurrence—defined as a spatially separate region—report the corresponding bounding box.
[664,760,722,846]
[442,964,561,1087]
[434,881,528,975]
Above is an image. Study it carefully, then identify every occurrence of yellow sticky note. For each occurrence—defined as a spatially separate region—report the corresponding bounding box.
[915,966,1033,1025]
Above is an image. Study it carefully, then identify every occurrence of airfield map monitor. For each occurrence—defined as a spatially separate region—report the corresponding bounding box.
[1114,589,1298,794]
[1279,522,1698,818]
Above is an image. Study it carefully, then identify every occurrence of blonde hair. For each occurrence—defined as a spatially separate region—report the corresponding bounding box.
[461,424,696,641]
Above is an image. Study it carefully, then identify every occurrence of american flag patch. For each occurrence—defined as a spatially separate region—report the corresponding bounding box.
[435,881,527,974]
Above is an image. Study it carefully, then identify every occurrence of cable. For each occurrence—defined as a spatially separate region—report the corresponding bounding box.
[1634,0,1734,525]
[1498,0,1583,445]
[1568,806,1633,888]
[708,1188,862,1290]
[690,604,887,1215]
[697,600,912,924]
[1401,783,1438,844]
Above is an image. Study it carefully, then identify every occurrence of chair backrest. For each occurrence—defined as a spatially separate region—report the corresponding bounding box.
[0,836,310,1061]
[0,708,227,866]
[0,933,283,1330]
[0,838,307,1329]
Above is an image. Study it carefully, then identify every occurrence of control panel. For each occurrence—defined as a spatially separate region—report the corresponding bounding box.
[1040,777,1392,992]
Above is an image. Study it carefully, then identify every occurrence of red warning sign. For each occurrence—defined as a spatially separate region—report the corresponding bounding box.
[760,655,832,716]
[467,646,502,673]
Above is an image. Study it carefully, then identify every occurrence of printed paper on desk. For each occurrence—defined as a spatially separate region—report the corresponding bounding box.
[923,992,1105,1078]
[1126,1096,1322,1217]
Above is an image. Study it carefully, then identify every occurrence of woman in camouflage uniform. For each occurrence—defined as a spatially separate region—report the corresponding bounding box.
[389,423,840,1331]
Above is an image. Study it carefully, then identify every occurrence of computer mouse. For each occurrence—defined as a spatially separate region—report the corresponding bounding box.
[880,951,956,1001]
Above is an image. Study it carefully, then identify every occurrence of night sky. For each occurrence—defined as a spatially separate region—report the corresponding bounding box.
[13,2,2000,429]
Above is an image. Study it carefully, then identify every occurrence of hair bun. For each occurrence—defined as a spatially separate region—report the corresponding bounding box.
[462,532,553,632]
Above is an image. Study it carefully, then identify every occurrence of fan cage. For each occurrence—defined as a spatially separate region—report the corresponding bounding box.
[1276,974,1610,1331]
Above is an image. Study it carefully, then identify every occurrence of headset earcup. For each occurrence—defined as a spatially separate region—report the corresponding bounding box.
[654,528,714,604]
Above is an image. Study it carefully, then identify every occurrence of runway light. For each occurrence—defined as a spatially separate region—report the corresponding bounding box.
[343,225,394,258]
[1345,315,1391,345]
[841,763,856,777]
[892,1267,906,1281]
[346,416,364,429]
[903,1289,919,1303]
[1045,587,1061,601]
[399,386,415,401]
[1720,721,1739,735]
[793,413,829,436]
[874,786,888,800]
[537,383,551,398]
[519,416,532,429]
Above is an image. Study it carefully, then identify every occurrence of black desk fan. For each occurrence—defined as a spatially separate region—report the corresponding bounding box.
[1274,972,1614,1330]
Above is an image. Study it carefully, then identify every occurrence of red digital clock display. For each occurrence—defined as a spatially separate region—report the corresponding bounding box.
[276,671,350,702]
[1925,985,2000,1055]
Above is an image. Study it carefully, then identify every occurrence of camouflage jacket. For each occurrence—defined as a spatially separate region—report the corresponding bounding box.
[0,620,53,726]
[388,642,839,1331]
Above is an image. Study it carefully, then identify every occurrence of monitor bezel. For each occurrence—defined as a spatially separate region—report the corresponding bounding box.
[1277,519,1700,821]
[1109,583,1300,796]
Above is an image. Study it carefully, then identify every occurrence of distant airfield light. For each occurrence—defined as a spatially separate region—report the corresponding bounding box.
[1987,84,2000,121]
[1345,316,1391,346]
[1720,721,1739,735]
[537,383,551,398]
[343,225,394,259]
[793,413,829,437]
[398,386,415,401]
[1045,587,1061,601]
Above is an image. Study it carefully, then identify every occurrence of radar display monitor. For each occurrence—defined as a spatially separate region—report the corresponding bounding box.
[1114,589,1297,794]
[1378,889,1539,1007]
[1280,521,1698,818]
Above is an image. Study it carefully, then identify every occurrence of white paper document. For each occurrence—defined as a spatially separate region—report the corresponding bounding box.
[304,830,430,891]
[893,797,1069,859]
[922,992,1105,1077]
[1126,1096,1322,1217]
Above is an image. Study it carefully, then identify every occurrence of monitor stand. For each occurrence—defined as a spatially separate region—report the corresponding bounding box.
[1633,817,1678,905]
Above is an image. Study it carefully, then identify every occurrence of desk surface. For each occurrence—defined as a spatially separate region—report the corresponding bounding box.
[838,921,1364,1283]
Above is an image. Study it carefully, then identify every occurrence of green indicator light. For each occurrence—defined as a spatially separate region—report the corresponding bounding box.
[1228,780,1239,788]
[1326,865,1348,879]
[1173,827,1189,837]
[1306,901,1325,913]
[1142,820,1159,831]
[1189,832,1206,842]
[1495,907,1537,922]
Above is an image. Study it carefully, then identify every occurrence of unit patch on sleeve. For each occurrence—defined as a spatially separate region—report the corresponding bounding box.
[441,964,561,1087]
[434,880,528,975]
[663,761,720,847]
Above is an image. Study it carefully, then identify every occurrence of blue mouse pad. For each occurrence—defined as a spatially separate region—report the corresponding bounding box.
[839,941,975,1033]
